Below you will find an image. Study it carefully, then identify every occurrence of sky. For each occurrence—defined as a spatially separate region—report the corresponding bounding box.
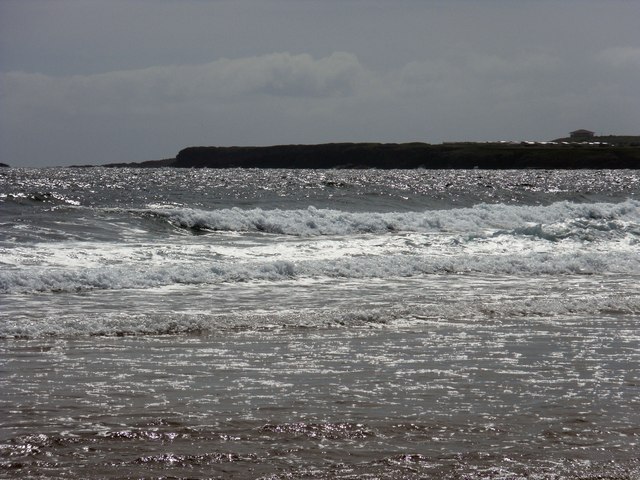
[1,0,639,167]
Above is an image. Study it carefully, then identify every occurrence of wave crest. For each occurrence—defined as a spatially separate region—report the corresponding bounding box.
[150,200,640,237]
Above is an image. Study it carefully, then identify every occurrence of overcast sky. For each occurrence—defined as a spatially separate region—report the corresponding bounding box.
[1,0,639,167]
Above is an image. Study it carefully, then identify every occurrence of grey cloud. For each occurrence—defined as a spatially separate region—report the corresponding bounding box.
[2,52,367,114]
[225,52,366,97]
[598,46,640,69]
[0,52,371,166]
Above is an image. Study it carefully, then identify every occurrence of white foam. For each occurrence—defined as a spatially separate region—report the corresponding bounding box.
[2,200,638,294]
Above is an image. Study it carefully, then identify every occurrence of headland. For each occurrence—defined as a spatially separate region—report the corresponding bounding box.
[103,136,640,169]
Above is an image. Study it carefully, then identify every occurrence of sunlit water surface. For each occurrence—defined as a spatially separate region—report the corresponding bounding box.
[1,168,639,478]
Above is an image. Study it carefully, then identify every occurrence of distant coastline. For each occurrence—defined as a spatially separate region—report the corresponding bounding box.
[100,136,640,170]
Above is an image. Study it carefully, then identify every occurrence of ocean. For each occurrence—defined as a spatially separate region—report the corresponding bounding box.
[1,167,639,479]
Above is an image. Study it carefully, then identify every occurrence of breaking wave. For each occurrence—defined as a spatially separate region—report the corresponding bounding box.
[3,294,639,339]
[2,250,639,294]
[148,199,640,238]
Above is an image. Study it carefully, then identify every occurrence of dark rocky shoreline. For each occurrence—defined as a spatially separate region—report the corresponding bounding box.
[103,140,640,169]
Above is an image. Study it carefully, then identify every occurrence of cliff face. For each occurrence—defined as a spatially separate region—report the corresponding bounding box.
[172,142,640,169]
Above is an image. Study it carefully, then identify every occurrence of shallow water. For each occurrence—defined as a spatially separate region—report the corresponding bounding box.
[2,314,639,478]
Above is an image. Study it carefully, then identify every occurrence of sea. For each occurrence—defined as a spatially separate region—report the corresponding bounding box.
[1,167,639,479]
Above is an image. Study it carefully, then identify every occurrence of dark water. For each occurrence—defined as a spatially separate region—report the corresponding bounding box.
[1,168,639,478]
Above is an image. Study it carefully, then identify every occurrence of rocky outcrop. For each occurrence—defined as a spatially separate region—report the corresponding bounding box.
[171,142,640,169]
